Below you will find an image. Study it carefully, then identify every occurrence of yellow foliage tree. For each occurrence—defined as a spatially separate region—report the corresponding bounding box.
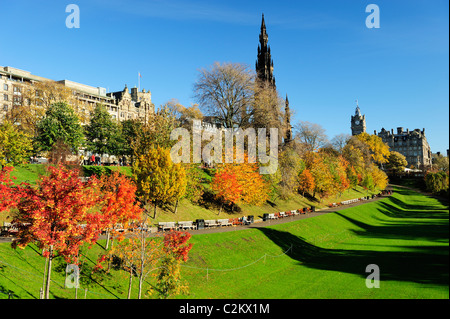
[356,133,390,164]
[133,146,186,217]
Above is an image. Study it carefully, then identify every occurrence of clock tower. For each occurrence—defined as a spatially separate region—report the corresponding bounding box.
[351,101,366,136]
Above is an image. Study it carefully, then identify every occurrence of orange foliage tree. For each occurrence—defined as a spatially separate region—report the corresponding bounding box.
[298,169,315,197]
[96,171,143,249]
[212,153,270,211]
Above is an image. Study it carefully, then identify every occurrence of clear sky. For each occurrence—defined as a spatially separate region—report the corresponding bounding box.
[1,0,448,153]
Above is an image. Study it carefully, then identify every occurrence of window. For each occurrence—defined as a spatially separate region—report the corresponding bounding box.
[13,86,21,93]
[3,94,8,101]
[3,84,8,91]
[3,105,8,111]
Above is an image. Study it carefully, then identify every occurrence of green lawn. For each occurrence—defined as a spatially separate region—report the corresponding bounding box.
[0,186,448,299]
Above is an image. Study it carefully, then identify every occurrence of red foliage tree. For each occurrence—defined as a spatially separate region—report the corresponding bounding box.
[0,166,24,213]
[11,164,104,299]
[163,230,193,262]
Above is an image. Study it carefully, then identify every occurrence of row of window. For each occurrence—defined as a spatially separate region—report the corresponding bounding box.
[2,83,23,92]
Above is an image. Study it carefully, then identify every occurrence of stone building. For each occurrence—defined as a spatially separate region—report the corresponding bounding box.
[350,103,432,169]
[0,65,154,124]
[375,127,432,168]
[350,102,366,136]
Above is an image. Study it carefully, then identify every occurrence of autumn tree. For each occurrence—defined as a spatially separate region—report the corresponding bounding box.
[156,231,193,299]
[105,229,192,299]
[133,146,187,217]
[294,121,329,152]
[0,166,24,213]
[107,225,163,299]
[276,146,305,199]
[424,171,449,195]
[211,168,243,211]
[331,133,351,153]
[166,99,204,129]
[303,151,333,199]
[0,120,33,169]
[386,151,408,174]
[355,132,390,165]
[212,158,269,211]
[182,164,204,204]
[194,62,254,128]
[132,105,178,159]
[298,169,315,197]
[96,171,143,249]
[10,164,103,299]
[371,166,389,190]
[251,80,285,134]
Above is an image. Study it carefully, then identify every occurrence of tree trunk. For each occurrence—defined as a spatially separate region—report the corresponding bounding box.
[127,268,133,299]
[138,226,145,299]
[174,198,179,214]
[41,251,48,299]
[138,275,144,299]
[45,245,54,299]
[105,230,110,250]
[153,202,157,219]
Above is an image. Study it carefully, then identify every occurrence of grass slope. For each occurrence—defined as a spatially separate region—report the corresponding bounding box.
[5,164,381,226]
[0,186,448,299]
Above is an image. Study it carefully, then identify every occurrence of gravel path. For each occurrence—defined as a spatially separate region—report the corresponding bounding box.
[178,192,392,237]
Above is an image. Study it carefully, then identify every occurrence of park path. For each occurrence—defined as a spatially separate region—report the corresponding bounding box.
[149,190,394,237]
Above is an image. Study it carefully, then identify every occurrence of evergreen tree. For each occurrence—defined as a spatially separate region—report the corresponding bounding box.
[85,103,124,157]
[34,102,84,154]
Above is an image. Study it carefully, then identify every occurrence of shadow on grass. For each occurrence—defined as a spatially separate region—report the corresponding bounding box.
[257,192,449,287]
[258,227,448,287]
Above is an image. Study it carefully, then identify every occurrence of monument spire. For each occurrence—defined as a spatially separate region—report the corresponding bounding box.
[256,13,275,87]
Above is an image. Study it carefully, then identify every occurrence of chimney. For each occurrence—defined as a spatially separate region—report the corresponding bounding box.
[397,127,403,135]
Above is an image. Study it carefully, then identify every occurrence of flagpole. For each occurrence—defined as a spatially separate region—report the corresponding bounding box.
[138,72,140,92]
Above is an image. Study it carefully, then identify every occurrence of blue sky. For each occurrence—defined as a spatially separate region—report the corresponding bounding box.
[1,0,448,153]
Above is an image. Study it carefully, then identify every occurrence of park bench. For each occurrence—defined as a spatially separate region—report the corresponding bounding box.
[217,219,232,227]
[114,223,126,233]
[230,218,242,226]
[1,223,17,237]
[205,220,219,228]
[178,221,195,230]
[135,223,150,232]
[158,222,176,231]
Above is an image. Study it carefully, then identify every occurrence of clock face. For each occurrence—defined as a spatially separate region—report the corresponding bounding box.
[355,120,360,125]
